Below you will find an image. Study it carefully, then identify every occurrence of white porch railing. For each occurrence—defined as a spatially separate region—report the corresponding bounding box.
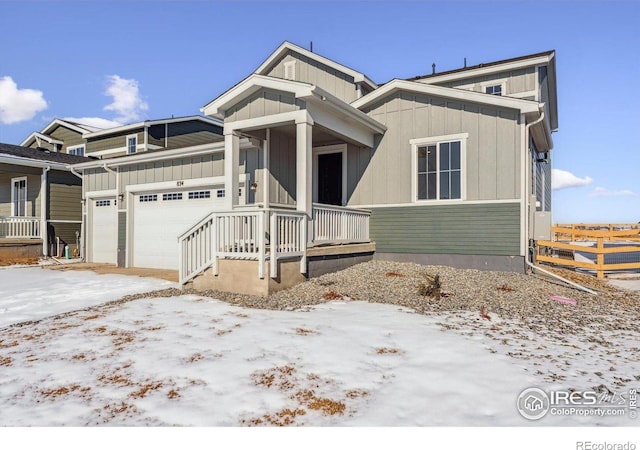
[0,216,41,239]
[178,205,370,285]
[312,203,370,244]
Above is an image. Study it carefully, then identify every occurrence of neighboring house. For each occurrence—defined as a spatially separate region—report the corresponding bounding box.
[72,41,557,296]
[0,143,88,259]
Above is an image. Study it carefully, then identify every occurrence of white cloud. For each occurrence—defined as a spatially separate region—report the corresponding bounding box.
[0,76,48,124]
[588,186,637,197]
[552,169,593,190]
[103,75,148,124]
[62,116,123,130]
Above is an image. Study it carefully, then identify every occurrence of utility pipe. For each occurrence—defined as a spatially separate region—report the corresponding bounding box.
[526,259,597,295]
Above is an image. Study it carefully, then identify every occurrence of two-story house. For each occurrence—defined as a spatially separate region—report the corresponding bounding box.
[70,42,556,296]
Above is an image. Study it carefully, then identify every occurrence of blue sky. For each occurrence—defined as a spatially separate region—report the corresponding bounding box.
[0,0,638,223]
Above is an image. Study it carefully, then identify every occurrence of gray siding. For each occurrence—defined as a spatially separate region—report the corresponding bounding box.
[84,167,117,192]
[267,129,296,206]
[264,50,359,103]
[370,203,521,256]
[48,180,81,222]
[117,211,126,267]
[225,88,303,122]
[0,166,41,217]
[166,121,223,150]
[86,129,144,157]
[117,153,225,208]
[352,92,521,206]
[431,67,537,97]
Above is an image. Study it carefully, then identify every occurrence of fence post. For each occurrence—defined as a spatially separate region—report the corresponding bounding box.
[596,237,605,278]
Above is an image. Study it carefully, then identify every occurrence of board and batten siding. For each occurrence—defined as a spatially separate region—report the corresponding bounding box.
[370,203,521,256]
[84,167,116,192]
[225,88,304,122]
[428,67,537,98]
[349,92,521,206]
[263,50,359,103]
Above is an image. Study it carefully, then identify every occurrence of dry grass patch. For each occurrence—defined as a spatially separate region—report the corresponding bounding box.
[376,347,400,355]
[167,389,181,399]
[0,340,19,349]
[0,257,39,266]
[345,389,369,399]
[84,314,101,321]
[322,291,344,300]
[386,271,405,278]
[130,381,163,399]
[186,353,204,363]
[496,284,515,292]
[0,356,13,366]
[295,328,317,336]
[252,365,296,391]
[40,384,91,399]
[242,408,307,427]
[98,373,133,386]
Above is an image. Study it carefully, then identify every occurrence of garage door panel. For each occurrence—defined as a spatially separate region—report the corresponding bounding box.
[132,189,225,270]
[91,198,117,264]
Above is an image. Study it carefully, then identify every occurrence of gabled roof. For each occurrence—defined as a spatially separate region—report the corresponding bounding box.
[83,115,223,139]
[0,142,91,169]
[351,79,542,114]
[255,41,378,90]
[202,74,315,118]
[20,118,96,146]
[201,74,386,136]
[407,50,555,83]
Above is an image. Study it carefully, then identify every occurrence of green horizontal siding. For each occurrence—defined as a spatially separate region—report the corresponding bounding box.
[370,203,521,256]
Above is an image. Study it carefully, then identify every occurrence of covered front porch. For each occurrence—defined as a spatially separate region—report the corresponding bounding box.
[180,75,386,292]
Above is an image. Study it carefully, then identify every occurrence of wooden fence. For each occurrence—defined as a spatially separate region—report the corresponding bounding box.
[535,225,640,278]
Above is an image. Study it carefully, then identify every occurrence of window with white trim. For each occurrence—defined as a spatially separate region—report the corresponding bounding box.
[127,135,137,154]
[216,189,225,198]
[485,84,503,96]
[139,194,158,202]
[411,134,466,201]
[96,200,111,207]
[11,177,27,216]
[67,144,85,156]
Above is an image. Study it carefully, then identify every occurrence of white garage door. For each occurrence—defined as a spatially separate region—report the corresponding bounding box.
[90,197,117,264]
[132,188,227,270]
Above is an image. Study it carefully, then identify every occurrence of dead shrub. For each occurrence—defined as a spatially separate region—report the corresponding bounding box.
[497,284,515,292]
[322,291,343,300]
[480,305,492,321]
[417,274,441,299]
[385,271,405,278]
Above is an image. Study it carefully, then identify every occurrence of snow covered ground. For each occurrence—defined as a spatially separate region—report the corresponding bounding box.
[0,268,638,426]
[0,267,176,327]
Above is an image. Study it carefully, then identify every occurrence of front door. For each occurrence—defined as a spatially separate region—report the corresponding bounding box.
[317,153,342,206]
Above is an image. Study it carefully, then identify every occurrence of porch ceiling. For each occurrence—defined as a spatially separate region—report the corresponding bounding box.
[260,123,362,147]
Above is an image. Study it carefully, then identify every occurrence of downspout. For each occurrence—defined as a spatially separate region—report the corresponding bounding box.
[40,166,51,257]
[524,106,546,263]
[526,259,597,295]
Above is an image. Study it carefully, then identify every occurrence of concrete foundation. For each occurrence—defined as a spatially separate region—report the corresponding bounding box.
[191,258,307,297]
[375,252,526,273]
[191,243,377,296]
[0,239,42,259]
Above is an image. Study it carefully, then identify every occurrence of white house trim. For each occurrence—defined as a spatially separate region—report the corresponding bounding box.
[352,79,541,114]
[10,176,27,217]
[0,154,69,171]
[224,110,313,134]
[202,75,315,118]
[85,189,118,199]
[348,199,521,209]
[254,41,377,90]
[82,115,222,139]
[312,144,348,205]
[409,133,468,203]
[414,53,554,85]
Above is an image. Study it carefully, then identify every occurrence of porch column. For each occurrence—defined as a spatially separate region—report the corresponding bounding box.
[263,128,270,207]
[295,119,313,217]
[223,131,240,210]
[40,167,50,257]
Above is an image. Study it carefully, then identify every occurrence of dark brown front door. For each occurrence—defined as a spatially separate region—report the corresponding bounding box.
[317,153,342,206]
